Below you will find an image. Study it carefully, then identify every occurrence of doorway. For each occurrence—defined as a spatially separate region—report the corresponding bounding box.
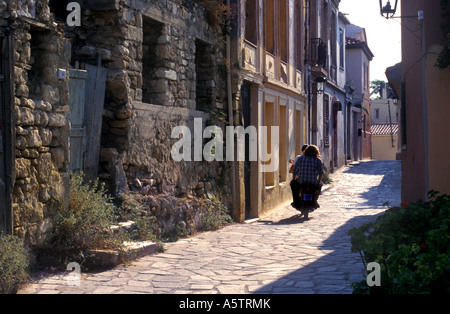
[332,99,341,169]
[241,82,252,219]
[352,112,359,161]
[0,36,6,233]
[0,35,12,234]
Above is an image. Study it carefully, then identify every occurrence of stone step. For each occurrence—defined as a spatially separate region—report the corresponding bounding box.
[110,220,136,234]
[87,220,159,268]
[88,240,160,269]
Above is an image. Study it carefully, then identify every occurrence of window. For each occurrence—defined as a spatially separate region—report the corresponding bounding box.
[142,17,165,105]
[49,0,70,22]
[363,62,367,91]
[28,27,46,98]
[245,0,257,45]
[278,104,287,183]
[331,13,337,69]
[366,64,370,90]
[322,1,328,40]
[323,94,330,147]
[339,28,344,69]
[294,108,303,156]
[264,101,275,187]
[195,40,214,111]
[265,0,275,55]
[295,0,303,71]
[280,0,288,63]
[375,108,380,119]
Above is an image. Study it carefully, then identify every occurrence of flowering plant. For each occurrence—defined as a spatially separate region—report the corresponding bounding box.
[348,191,450,294]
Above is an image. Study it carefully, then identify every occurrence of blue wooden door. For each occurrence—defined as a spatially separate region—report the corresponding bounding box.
[69,69,88,172]
[83,63,107,181]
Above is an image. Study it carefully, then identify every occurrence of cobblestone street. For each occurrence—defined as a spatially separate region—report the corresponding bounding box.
[19,160,401,294]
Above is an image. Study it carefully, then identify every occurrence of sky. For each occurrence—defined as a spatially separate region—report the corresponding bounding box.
[339,0,402,82]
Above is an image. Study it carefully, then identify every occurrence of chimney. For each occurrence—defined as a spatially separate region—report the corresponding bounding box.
[380,81,386,99]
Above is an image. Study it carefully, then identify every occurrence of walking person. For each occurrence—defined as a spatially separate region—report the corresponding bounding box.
[292,145,323,209]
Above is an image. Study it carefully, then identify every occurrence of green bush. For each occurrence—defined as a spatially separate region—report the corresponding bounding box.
[51,172,123,266]
[348,191,450,294]
[201,196,233,231]
[0,234,29,294]
[116,192,160,242]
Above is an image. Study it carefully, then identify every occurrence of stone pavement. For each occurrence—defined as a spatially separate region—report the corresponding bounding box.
[18,160,401,294]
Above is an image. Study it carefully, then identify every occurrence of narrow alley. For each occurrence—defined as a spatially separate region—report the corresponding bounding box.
[19,160,401,294]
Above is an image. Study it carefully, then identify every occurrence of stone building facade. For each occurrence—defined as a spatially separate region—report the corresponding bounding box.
[0,0,71,245]
[1,0,232,246]
[345,23,374,161]
[228,0,309,220]
[309,0,349,172]
[1,0,370,247]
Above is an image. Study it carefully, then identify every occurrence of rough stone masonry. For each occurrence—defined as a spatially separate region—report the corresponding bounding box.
[1,0,71,246]
[1,0,232,246]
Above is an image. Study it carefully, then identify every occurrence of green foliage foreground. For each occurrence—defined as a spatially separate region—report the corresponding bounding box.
[0,234,29,294]
[348,191,450,294]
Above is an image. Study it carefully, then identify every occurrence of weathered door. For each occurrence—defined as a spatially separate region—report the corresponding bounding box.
[241,82,251,219]
[83,63,107,181]
[0,35,12,234]
[69,69,88,172]
[0,36,6,233]
[69,63,107,180]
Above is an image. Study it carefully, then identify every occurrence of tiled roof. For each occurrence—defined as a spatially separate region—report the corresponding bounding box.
[371,123,399,136]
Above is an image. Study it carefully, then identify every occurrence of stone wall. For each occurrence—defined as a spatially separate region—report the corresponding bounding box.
[69,0,230,193]
[69,0,232,232]
[1,0,232,246]
[1,0,71,246]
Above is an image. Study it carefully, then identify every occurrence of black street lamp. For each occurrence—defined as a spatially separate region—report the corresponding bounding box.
[314,77,326,94]
[379,0,398,19]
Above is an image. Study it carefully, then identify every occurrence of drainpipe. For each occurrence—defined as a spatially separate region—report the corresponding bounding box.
[305,0,312,144]
[226,0,236,206]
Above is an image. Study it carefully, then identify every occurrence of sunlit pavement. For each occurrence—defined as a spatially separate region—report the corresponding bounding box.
[19,160,401,294]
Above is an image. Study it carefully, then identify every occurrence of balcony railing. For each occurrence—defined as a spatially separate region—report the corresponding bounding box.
[310,38,328,70]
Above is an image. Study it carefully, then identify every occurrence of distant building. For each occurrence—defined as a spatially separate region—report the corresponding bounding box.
[308,0,349,173]
[371,99,399,124]
[370,82,400,160]
[371,123,399,160]
[345,24,374,161]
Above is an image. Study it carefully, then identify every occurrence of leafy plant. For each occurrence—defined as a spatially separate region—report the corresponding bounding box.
[201,196,233,231]
[348,191,450,294]
[50,172,124,266]
[322,167,333,185]
[193,0,230,30]
[0,234,29,294]
[116,192,160,242]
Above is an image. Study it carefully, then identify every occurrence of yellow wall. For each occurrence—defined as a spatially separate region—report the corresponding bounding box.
[426,45,450,195]
[372,135,398,160]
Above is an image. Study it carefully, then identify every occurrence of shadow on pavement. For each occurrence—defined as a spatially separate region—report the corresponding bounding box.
[341,160,401,176]
[325,160,402,208]
[259,213,311,225]
[253,212,385,294]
